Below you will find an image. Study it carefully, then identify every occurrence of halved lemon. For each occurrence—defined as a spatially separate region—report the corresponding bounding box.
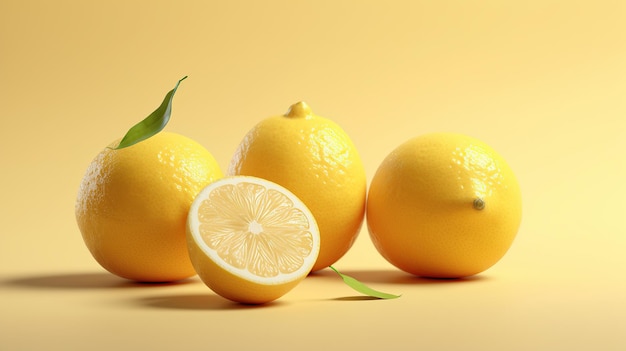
[186,176,320,304]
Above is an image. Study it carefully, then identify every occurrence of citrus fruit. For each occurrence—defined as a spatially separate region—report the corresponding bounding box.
[228,101,366,271]
[75,132,223,282]
[366,133,522,278]
[186,176,320,304]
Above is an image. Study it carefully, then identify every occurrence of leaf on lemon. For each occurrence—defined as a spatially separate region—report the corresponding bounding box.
[329,266,401,300]
[111,76,188,150]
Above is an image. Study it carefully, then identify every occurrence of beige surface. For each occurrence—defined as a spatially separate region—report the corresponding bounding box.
[1,1,625,350]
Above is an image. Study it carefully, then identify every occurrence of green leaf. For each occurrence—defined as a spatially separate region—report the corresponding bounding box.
[111,76,188,150]
[329,266,401,300]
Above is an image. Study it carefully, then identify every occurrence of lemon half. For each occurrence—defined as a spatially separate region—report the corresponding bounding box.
[186,176,320,304]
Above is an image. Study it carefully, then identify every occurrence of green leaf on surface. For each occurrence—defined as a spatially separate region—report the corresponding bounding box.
[329,266,401,300]
[110,76,188,150]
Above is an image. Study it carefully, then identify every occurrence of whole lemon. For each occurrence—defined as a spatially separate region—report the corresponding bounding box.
[75,132,223,282]
[228,102,366,271]
[366,133,522,278]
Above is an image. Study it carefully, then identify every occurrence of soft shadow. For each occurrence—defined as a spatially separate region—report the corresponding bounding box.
[309,268,488,285]
[138,294,286,310]
[2,272,196,290]
[332,296,385,301]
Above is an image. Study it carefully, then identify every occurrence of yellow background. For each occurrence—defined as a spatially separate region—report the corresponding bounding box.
[1,1,625,350]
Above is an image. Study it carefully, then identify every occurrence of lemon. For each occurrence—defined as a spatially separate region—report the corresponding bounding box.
[186,176,320,304]
[366,133,522,278]
[75,132,223,282]
[228,102,366,271]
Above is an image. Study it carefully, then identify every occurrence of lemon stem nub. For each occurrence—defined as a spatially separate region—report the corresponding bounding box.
[473,198,486,211]
[285,101,313,118]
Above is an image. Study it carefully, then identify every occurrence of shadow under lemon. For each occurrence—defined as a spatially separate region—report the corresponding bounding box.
[138,294,287,310]
[1,272,196,290]
[308,268,489,285]
[1,271,287,310]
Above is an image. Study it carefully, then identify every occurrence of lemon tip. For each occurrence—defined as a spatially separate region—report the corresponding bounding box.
[285,101,313,118]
